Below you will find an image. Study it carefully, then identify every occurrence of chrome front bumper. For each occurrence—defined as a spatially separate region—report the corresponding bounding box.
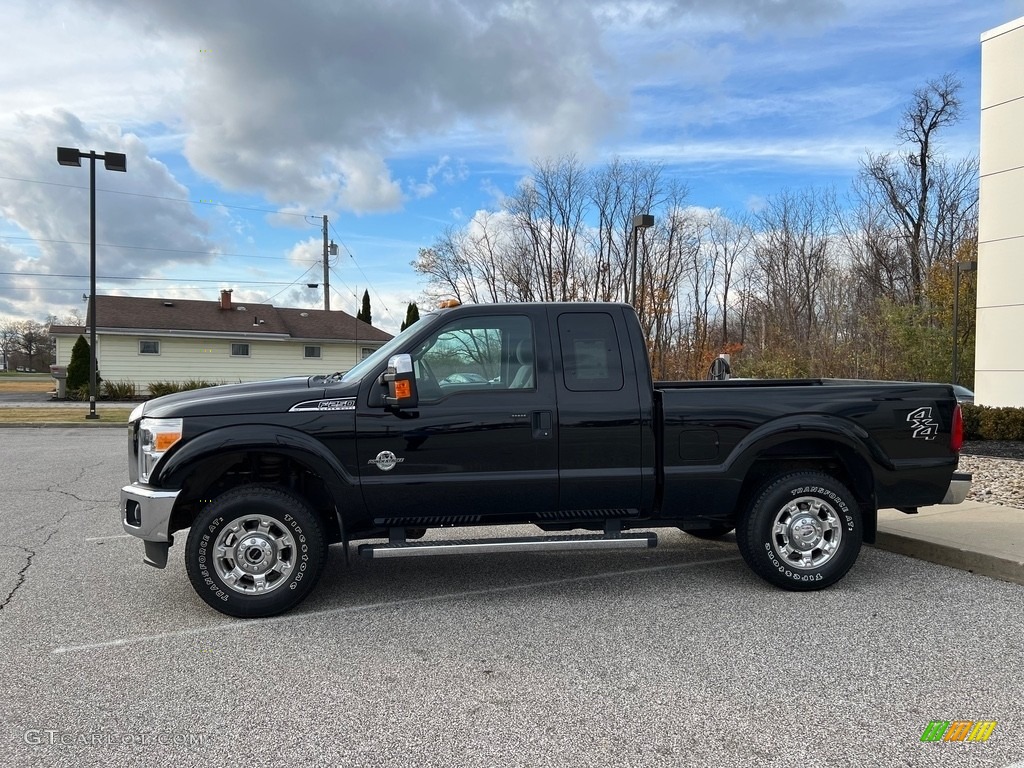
[940,472,972,505]
[121,484,180,568]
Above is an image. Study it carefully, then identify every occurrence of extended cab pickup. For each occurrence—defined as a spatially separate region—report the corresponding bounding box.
[121,302,970,617]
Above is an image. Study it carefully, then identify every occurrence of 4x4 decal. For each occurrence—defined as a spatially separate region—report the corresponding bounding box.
[907,407,938,440]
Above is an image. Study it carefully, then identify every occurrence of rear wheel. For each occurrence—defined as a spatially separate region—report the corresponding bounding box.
[185,484,327,617]
[737,471,862,591]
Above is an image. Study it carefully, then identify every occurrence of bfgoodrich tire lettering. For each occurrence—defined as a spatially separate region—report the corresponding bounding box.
[185,484,327,617]
[737,471,862,591]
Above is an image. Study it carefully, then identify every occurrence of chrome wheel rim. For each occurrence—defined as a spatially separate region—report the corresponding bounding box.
[771,496,842,570]
[213,514,295,594]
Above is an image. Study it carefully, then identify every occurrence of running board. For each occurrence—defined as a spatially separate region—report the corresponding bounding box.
[358,532,658,559]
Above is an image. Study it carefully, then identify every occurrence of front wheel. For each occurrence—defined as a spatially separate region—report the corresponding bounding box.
[185,484,327,617]
[737,471,862,591]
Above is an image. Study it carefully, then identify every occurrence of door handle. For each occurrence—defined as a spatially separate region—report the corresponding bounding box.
[532,411,552,440]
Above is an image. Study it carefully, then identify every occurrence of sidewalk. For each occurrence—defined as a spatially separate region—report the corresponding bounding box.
[874,501,1024,587]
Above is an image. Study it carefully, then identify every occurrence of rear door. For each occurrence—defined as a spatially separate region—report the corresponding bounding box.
[355,310,558,525]
[552,308,646,517]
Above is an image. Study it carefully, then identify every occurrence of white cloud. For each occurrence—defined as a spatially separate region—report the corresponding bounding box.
[0,111,217,320]
[334,150,404,214]
[0,2,186,135]
[71,0,624,211]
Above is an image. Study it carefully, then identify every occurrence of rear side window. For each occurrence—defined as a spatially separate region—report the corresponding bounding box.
[557,312,623,392]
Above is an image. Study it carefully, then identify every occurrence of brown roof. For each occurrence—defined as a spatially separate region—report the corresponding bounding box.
[49,295,391,343]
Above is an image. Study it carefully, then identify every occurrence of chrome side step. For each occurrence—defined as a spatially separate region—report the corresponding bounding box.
[358,532,657,559]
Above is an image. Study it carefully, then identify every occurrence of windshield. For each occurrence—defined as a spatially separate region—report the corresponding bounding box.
[341,312,442,383]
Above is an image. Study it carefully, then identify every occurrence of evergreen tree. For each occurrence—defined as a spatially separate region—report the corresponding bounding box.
[357,290,372,326]
[400,302,420,331]
[66,335,91,393]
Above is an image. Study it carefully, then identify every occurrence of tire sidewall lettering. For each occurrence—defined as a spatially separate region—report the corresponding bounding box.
[758,477,859,585]
[185,487,326,617]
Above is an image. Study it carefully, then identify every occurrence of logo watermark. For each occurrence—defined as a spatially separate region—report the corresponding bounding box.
[24,730,210,747]
[920,720,997,742]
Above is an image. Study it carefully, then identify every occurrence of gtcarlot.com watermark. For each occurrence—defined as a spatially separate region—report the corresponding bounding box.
[24,730,209,747]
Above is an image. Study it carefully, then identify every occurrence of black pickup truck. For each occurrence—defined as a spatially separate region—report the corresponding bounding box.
[121,301,969,617]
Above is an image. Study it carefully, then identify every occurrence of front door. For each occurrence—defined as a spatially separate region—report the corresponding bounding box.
[355,312,558,527]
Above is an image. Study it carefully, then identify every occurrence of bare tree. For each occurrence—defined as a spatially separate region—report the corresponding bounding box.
[0,320,19,371]
[505,155,591,301]
[859,74,964,304]
[16,320,48,371]
[705,210,754,345]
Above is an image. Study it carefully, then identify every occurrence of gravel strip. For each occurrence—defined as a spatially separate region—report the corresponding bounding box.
[958,444,1024,508]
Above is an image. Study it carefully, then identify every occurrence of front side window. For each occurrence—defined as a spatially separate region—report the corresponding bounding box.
[139,340,160,355]
[413,315,533,399]
[230,343,250,357]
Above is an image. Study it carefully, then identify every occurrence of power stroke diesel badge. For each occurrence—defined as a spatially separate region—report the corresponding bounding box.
[368,450,404,472]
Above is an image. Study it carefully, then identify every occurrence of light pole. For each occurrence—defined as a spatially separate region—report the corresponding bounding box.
[629,213,654,306]
[952,259,977,386]
[57,146,127,419]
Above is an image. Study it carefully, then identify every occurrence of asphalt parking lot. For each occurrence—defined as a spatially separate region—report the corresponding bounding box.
[1,428,1022,768]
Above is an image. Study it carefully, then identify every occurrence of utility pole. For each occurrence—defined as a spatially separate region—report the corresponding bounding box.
[322,214,330,311]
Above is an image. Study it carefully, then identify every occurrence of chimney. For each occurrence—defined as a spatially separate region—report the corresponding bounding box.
[219,289,233,310]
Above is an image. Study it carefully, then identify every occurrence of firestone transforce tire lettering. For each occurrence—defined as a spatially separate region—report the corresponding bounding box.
[185,484,327,618]
[737,471,862,591]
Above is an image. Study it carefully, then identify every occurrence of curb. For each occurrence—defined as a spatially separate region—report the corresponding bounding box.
[871,531,1024,587]
[0,422,127,429]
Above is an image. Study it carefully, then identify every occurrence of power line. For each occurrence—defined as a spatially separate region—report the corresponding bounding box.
[328,264,360,303]
[0,233,321,264]
[0,270,306,286]
[327,219,396,322]
[0,174,313,218]
[265,262,321,304]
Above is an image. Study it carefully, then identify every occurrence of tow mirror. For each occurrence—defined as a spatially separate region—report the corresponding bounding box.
[381,354,418,408]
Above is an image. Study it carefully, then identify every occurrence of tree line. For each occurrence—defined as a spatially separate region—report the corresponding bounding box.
[414,75,978,386]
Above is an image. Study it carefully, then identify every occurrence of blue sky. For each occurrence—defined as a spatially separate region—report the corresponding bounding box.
[0,0,1021,333]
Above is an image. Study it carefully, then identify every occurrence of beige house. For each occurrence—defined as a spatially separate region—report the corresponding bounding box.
[48,290,391,393]
[977,17,1024,407]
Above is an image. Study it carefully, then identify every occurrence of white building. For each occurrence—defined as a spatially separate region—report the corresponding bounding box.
[977,17,1024,407]
[48,290,391,394]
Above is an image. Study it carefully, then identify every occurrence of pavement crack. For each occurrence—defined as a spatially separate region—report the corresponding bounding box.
[0,545,35,611]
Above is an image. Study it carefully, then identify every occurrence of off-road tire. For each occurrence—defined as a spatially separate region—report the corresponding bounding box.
[737,471,862,591]
[185,484,327,617]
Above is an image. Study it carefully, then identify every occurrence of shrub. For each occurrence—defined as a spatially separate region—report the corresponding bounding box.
[68,383,90,402]
[147,379,220,398]
[147,381,181,398]
[962,404,1024,442]
[101,380,137,400]
[960,403,982,441]
[66,336,91,393]
[181,379,219,391]
[978,406,1024,441]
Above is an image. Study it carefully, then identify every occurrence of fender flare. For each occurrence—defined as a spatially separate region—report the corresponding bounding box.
[724,413,887,500]
[156,424,358,517]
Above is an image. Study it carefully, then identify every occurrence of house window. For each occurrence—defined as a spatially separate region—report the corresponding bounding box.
[139,340,160,355]
[361,347,374,360]
[304,345,321,359]
[230,343,250,357]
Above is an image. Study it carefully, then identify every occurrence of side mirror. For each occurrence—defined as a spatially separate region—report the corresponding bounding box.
[380,354,418,408]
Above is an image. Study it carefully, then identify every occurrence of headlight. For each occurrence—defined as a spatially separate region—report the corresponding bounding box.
[138,418,183,483]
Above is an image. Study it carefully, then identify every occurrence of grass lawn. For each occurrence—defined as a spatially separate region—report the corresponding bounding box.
[0,377,53,393]
[0,407,132,424]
